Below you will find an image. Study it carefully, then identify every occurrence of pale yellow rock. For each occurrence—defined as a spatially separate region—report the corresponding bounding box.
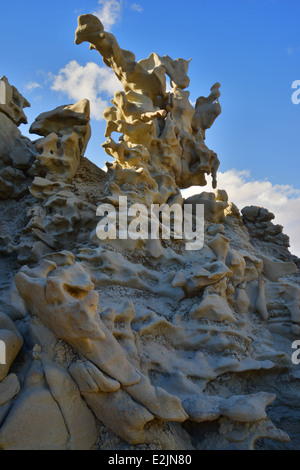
[26,176,97,253]
[220,392,276,423]
[139,53,191,90]
[192,83,221,138]
[75,15,167,103]
[79,246,185,301]
[69,360,121,393]
[70,361,155,446]
[208,233,229,263]
[75,13,221,204]
[124,373,188,422]
[0,16,297,451]
[172,260,231,296]
[15,262,142,386]
[69,361,101,393]
[0,363,68,450]
[0,327,23,382]
[0,76,30,126]
[184,192,228,223]
[43,360,98,450]
[29,99,91,156]
[33,132,81,182]
[79,388,154,445]
[189,294,236,322]
[226,249,246,287]
[259,254,297,282]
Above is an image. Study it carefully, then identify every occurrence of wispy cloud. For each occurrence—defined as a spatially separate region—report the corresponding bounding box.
[182,169,300,257]
[93,0,122,29]
[130,3,143,12]
[51,60,120,121]
[25,81,43,92]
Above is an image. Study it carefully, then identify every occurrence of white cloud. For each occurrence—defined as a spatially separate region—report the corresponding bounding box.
[25,81,42,92]
[182,169,300,258]
[51,60,120,121]
[130,3,143,12]
[93,0,122,29]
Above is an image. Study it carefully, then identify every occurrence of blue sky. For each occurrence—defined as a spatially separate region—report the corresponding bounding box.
[1,0,300,254]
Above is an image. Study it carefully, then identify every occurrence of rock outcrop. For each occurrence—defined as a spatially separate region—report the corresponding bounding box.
[0,15,299,451]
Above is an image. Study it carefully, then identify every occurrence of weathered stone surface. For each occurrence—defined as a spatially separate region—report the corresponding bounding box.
[0,374,20,406]
[43,360,98,450]
[183,392,276,424]
[185,191,228,223]
[0,312,23,382]
[75,13,220,202]
[69,360,121,393]
[79,387,154,445]
[0,113,20,165]
[189,294,236,322]
[0,76,30,126]
[242,205,290,248]
[30,100,91,156]
[0,363,68,450]
[259,254,297,282]
[0,13,298,452]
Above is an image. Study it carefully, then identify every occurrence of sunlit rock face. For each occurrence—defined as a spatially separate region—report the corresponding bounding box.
[0,17,299,451]
[75,13,221,208]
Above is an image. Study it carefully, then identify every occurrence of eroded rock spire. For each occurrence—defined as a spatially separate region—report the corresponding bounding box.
[75,14,221,199]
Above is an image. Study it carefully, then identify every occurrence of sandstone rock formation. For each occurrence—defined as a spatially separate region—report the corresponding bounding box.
[0,15,299,450]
